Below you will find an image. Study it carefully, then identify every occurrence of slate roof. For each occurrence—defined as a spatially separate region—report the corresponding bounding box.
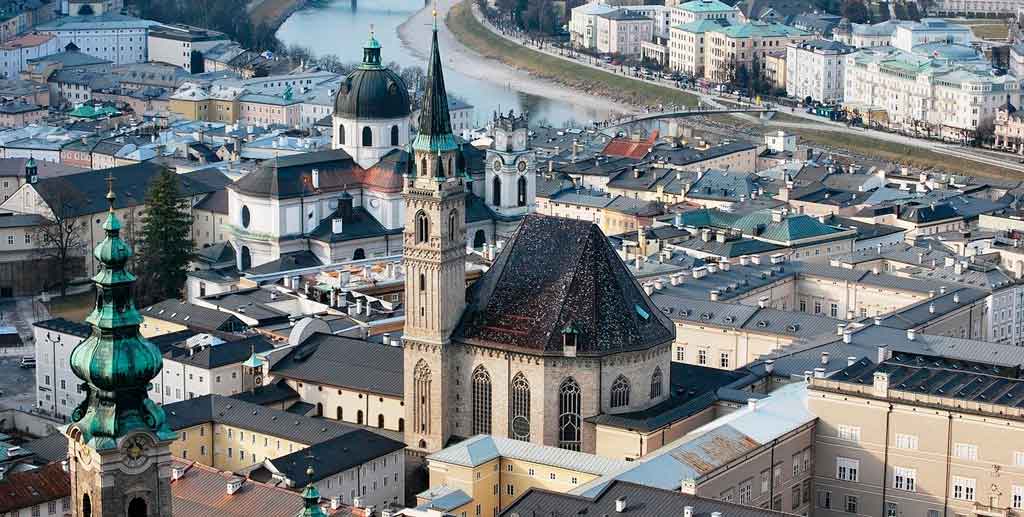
[194,242,235,266]
[230,149,357,199]
[247,250,323,275]
[230,378,300,406]
[0,213,48,229]
[261,431,404,486]
[271,332,403,396]
[163,394,357,445]
[21,433,72,463]
[33,317,91,338]
[142,299,247,332]
[307,206,399,243]
[686,169,758,202]
[0,462,69,513]
[31,162,227,217]
[194,189,227,214]
[164,335,274,370]
[455,215,675,356]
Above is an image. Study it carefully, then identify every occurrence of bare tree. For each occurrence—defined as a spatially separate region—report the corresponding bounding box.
[33,185,87,296]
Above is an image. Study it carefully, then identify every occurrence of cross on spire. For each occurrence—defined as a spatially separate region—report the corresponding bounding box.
[105,170,115,212]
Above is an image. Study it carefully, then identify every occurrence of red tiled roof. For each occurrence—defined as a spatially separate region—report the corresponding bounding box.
[170,459,313,517]
[601,130,659,160]
[0,462,70,513]
[0,33,55,50]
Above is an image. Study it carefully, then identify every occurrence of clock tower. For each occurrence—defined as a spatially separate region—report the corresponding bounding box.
[65,175,177,517]
[485,110,535,217]
[402,9,466,454]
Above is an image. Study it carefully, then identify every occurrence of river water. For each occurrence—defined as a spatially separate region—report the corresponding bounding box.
[276,0,608,126]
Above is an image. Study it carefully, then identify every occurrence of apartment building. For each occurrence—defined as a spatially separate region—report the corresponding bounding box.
[146,24,229,73]
[669,0,741,27]
[35,13,159,65]
[570,2,618,49]
[785,39,853,104]
[844,45,1021,140]
[810,351,1024,517]
[670,19,813,82]
[594,9,654,56]
[0,33,59,80]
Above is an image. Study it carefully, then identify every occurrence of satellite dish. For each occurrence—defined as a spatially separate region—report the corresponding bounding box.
[288,317,331,347]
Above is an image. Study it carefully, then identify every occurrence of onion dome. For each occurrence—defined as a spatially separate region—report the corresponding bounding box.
[67,173,174,449]
[333,29,411,120]
[299,466,327,517]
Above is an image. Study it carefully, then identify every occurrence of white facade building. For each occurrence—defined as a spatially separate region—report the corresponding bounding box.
[570,2,618,49]
[35,13,160,65]
[0,34,59,80]
[891,18,973,52]
[34,318,89,421]
[844,44,1021,139]
[929,0,1019,17]
[147,24,230,72]
[595,9,654,56]
[786,39,854,103]
[669,0,741,28]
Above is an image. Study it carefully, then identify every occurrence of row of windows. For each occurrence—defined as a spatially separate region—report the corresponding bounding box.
[338,124,400,147]
[835,425,1022,464]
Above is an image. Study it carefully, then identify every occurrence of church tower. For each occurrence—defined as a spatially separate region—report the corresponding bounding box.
[485,110,535,217]
[402,10,466,453]
[65,176,177,517]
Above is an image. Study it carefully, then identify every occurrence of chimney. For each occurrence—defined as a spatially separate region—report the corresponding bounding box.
[684,507,694,517]
[813,367,826,378]
[635,256,643,271]
[644,283,654,295]
[61,460,69,473]
[615,497,628,513]
[758,297,767,309]
[226,478,243,495]
[873,371,889,397]
[842,330,852,344]
[311,168,320,189]
[712,513,722,517]
[821,352,830,365]
[355,298,364,315]
[764,359,775,374]
[382,333,390,346]
[332,218,343,234]
[837,323,846,336]
[748,398,758,411]
[877,345,890,364]
[874,316,883,326]
[172,466,185,481]
[928,303,935,314]
[847,356,857,366]
[907,328,916,341]
[331,496,342,510]
[680,478,697,495]
[954,261,964,275]
[939,286,946,295]
[710,290,720,301]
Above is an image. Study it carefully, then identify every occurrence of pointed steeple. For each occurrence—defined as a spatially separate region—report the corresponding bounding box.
[298,466,327,517]
[67,172,175,450]
[413,5,457,154]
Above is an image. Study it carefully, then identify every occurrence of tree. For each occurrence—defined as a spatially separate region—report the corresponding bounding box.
[33,185,87,296]
[135,168,194,305]
[841,0,870,23]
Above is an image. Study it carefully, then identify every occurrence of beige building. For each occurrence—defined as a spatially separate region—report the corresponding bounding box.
[595,9,654,57]
[809,350,1024,517]
[670,20,812,82]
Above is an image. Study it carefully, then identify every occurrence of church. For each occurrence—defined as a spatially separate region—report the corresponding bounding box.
[226,30,534,276]
[400,18,676,455]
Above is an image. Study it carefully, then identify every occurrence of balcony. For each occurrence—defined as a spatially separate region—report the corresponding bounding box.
[974,502,1020,517]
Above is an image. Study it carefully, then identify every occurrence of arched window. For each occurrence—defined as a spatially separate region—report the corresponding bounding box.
[510,372,530,441]
[413,360,431,433]
[448,210,457,242]
[419,273,425,291]
[517,176,527,207]
[316,402,323,417]
[420,158,427,176]
[492,176,502,206]
[611,375,630,408]
[415,211,429,243]
[353,248,365,260]
[82,494,91,517]
[390,125,399,146]
[362,126,372,146]
[473,229,487,249]
[472,365,492,435]
[377,414,385,428]
[127,498,147,517]
[559,377,582,451]
[336,406,343,420]
[650,367,663,399]
[357,410,364,425]
[338,124,345,145]
[398,418,405,432]
[239,246,251,271]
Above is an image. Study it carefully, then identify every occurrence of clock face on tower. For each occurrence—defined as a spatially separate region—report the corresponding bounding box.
[491,158,503,172]
[122,435,150,468]
[516,159,528,172]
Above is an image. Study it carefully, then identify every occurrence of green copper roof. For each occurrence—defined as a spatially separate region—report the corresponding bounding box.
[678,0,736,12]
[299,467,326,517]
[69,104,120,119]
[67,176,175,450]
[413,24,457,153]
[359,29,384,70]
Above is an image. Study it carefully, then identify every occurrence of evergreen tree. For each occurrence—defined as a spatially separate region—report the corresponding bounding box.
[135,168,194,305]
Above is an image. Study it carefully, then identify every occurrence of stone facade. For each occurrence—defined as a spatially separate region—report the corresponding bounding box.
[68,432,175,517]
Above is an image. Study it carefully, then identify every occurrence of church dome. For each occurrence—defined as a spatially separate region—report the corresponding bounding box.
[333,33,411,120]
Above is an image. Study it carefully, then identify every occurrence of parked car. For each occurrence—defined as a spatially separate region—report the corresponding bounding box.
[19,356,35,369]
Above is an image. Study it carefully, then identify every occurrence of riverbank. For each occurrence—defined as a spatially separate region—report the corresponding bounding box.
[250,0,309,28]
[442,1,697,109]
[396,0,633,119]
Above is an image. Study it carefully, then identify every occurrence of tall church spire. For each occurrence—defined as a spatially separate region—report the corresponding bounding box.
[65,173,175,517]
[413,6,456,154]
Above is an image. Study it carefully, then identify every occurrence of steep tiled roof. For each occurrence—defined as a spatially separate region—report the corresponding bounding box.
[0,462,70,513]
[270,332,403,396]
[456,215,675,355]
[170,459,314,517]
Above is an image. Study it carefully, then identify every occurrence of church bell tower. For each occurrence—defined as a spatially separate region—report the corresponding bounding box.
[402,9,466,453]
[65,175,177,517]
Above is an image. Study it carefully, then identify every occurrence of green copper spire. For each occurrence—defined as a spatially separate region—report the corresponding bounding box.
[67,173,175,450]
[412,7,457,154]
[359,25,383,70]
[298,466,326,517]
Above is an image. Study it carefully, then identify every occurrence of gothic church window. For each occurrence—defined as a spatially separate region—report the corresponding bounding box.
[559,377,582,451]
[415,211,429,243]
[650,367,663,399]
[611,375,630,408]
[448,210,457,242]
[413,360,431,433]
[510,372,530,441]
[472,365,492,435]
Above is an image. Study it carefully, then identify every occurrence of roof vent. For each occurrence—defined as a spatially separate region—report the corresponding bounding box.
[171,466,185,481]
[615,497,627,513]
[226,477,243,495]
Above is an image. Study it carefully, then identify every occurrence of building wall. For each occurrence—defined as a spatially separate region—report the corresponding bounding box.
[280,377,405,432]
[42,26,148,65]
[785,44,849,103]
[594,404,718,460]
[809,382,1024,517]
[311,450,405,509]
[171,422,308,471]
[0,35,59,79]
[34,323,87,421]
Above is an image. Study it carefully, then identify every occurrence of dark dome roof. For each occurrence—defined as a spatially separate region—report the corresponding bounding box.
[333,34,411,120]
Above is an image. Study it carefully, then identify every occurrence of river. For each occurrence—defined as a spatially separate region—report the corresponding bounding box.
[276,0,612,127]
